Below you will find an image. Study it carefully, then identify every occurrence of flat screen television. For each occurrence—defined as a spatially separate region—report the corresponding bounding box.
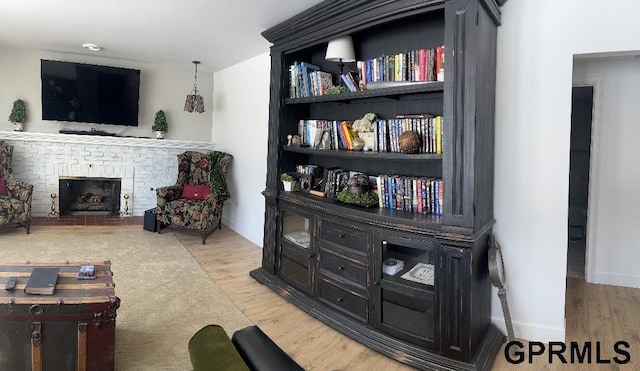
[41,59,140,126]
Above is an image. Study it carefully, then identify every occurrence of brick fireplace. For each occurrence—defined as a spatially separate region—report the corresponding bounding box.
[0,131,217,217]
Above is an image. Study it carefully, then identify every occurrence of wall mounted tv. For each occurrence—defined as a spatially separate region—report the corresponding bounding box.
[41,59,140,126]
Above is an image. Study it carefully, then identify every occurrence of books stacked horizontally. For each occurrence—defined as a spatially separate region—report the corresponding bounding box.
[382,257,404,275]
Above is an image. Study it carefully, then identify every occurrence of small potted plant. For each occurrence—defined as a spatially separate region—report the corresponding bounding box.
[152,110,168,139]
[280,173,295,192]
[9,99,27,132]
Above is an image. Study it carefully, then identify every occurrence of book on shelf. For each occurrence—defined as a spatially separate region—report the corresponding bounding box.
[400,263,434,286]
[284,231,311,248]
[436,45,445,82]
[24,267,59,295]
[340,72,359,92]
[382,257,404,275]
[315,71,334,95]
[300,62,320,97]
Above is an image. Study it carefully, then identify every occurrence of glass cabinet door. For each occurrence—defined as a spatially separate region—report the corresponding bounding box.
[278,207,315,295]
[373,234,438,349]
[282,210,312,249]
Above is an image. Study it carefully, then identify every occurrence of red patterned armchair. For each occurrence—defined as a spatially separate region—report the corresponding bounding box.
[0,141,33,234]
[156,151,232,244]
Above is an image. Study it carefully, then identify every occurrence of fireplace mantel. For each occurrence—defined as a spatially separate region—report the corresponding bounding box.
[0,131,216,151]
[0,131,217,217]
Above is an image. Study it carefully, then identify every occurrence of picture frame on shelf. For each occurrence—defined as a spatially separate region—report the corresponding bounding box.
[298,174,313,193]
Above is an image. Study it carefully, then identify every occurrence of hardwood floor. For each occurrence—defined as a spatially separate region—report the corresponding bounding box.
[179,227,640,371]
[25,219,640,370]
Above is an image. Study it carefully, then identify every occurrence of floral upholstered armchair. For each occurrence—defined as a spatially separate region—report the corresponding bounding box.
[156,151,232,244]
[0,141,33,234]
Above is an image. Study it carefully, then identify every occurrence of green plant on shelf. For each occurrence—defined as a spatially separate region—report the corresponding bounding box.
[336,190,379,207]
[280,173,295,182]
[325,86,349,95]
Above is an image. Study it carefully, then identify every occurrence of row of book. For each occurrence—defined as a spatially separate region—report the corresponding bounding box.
[299,166,443,216]
[288,46,445,98]
[288,62,334,98]
[357,46,445,87]
[297,115,443,154]
[375,175,443,215]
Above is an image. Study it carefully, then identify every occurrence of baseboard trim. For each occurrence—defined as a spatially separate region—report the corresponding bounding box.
[491,316,565,342]
[593,271,640,289]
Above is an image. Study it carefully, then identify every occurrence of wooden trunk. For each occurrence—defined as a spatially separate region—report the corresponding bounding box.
[0,262,120,371]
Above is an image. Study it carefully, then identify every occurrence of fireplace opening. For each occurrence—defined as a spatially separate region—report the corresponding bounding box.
[58,177,121,216]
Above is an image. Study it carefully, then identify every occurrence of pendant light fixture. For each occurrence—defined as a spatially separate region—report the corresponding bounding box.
[184,61,205,113]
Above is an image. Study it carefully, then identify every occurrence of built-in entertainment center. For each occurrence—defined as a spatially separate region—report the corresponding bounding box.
[40,59,141,134]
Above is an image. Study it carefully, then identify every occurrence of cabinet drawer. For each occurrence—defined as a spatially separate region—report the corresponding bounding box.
[318,279,368,323]
[319,249,367,286]
[320,221,367,253]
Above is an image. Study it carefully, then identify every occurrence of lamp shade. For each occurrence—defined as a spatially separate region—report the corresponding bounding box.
[325,36,356,62]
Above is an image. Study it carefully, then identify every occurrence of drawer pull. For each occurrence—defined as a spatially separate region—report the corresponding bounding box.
[374,281,380,286]
[338,265,344,270]
[338,233,345,238]
[337,297,344,302]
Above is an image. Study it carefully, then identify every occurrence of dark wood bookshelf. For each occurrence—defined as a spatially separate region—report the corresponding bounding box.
[253,1,507,370]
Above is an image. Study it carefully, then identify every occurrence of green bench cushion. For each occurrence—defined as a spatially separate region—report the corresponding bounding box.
[188,325,250,371]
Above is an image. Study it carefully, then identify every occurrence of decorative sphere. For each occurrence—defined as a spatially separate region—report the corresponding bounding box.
[351,137,365,151]
[398,131,421,154]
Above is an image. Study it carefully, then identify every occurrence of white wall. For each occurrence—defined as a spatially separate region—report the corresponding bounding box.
[574,57,640,289]
[494,0,640,341]
[0,47,213,141]
[212,53,271,247]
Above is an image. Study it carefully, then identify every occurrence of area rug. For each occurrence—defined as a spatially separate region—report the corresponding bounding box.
[0,226,252,370]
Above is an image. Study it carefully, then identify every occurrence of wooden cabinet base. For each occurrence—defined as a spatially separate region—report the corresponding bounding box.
[250,268,504,371]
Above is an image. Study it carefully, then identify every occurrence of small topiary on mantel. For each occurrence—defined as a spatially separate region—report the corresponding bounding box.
[152,110,168,132]
[152,110,168,139]
[9,99,27,131]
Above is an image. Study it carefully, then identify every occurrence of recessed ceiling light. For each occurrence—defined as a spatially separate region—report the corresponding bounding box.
[82,43,102,52]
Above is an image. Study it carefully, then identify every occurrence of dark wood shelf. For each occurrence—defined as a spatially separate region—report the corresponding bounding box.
[283,145,442,161]
[285,81,444,104]
[280,191,443,233]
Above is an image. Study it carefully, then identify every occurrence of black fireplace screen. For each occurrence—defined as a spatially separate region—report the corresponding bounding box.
[58,177,121,216]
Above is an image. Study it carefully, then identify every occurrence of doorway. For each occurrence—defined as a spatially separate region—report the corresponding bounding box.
[567,86,593,279]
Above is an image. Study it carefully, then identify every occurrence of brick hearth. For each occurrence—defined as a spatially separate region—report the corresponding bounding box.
[31,216,143,227]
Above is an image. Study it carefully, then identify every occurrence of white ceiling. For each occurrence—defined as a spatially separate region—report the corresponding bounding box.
[0,0,325,72]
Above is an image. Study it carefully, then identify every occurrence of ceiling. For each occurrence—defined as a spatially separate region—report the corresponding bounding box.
[0,0,326,72]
